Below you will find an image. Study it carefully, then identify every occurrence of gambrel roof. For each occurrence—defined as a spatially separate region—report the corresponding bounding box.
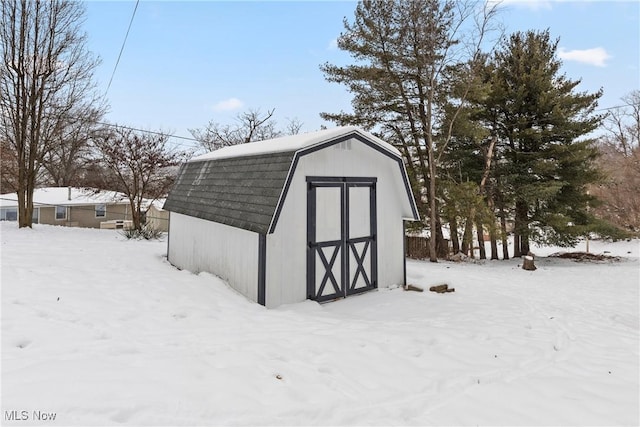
[163,126,419,234]
[163,151,295,234]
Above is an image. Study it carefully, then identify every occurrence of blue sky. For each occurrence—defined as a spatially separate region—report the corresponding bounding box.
[83,1,640,148]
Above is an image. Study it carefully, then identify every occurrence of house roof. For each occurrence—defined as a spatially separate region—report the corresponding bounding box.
[0,187,129,208]
[163,126,419,234]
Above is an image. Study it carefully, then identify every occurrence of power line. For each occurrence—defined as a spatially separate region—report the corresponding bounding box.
[95,121,201,146]
[595,104,630,112]
[105,0,140,95]
[102,104,630,148]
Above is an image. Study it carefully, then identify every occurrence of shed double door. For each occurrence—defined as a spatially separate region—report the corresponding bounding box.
[307,177,377,303]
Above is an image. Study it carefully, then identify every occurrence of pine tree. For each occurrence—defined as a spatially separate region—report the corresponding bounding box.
[484,30,603,253]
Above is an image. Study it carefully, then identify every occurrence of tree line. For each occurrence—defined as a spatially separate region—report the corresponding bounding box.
[1,0,638,251]
[320,0,636,261]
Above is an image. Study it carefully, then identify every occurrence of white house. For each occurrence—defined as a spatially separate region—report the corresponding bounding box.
[163,126,419,308]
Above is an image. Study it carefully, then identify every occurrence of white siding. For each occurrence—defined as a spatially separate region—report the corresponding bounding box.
[168,212,259,302]
[265,137,413,308]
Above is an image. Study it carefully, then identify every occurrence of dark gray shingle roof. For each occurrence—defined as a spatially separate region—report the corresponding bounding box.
[163,151,295,234]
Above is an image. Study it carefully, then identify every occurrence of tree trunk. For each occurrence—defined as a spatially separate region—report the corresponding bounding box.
[17,189,28,228]
[514,200,529,256]
[461,218,473,258]
[487,196,499,260]
[496,189,509,260]
[435,215,449,258]
[514,233,521,258]
[489,226,499,260]
[449,214,460,254]
[428,144,438,263]
[475,217,486,260]
[130,199,142,230]
[499,210,509,260]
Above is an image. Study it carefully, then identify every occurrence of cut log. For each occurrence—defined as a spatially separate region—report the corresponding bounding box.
[405,284,424,292]
[429,284,449,293]
[522,255,537,271]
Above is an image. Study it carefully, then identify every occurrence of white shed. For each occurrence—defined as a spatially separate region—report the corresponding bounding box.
[163,126,419,308]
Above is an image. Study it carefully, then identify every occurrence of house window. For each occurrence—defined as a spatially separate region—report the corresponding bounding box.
[95,204,106,218]
[55,206,66,220]
[1,208,17,221]
[0,208,37,222]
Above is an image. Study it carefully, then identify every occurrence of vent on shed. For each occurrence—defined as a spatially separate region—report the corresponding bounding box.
[334,140,352,150]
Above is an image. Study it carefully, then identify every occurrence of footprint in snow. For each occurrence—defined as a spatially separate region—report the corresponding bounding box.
[16,340,31,349]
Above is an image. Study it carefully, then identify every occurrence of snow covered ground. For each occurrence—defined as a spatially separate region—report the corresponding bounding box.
[1,222,638,426]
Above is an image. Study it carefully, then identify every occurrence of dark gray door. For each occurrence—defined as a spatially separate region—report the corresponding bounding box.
[307,177,377,303]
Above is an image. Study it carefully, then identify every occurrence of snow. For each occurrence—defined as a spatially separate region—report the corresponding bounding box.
[0,187,128,208]
[1,222,638,425]
[189,126,402,162]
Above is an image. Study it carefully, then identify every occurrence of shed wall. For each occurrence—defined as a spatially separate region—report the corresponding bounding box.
[265,137,412,308]
[168,212,259,302]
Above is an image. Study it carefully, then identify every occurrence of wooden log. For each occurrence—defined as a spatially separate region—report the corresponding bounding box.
[522,255,537,271]
[429,284,449,293]
[405,284,424,292]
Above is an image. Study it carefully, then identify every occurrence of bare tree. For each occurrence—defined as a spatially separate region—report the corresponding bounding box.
[42,104,104,186]
[284,117,304,136]
[601,90,640,156]
[92,126,186,230]
[0,137,18,193]
[591,91,640,233]
[0,0,102,227]
[189,108,303,152]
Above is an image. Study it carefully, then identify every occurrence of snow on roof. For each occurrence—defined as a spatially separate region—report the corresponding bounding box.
[189,126,402,162]
[144,199,166,211]
[0,187,129,208]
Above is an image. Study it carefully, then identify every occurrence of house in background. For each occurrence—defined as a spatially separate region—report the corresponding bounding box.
[0,187,133,229]
[164,126,419,308]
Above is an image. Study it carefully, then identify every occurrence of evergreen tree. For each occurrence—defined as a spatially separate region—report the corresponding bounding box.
[484,30,603,253]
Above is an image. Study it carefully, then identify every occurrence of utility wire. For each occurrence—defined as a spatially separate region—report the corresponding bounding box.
[595,104,630,112]
[105,0,140,95]
[97,104,631,149]
[95,121,201,146]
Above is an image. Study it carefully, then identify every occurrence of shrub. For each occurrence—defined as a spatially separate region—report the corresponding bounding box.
[120,224,164,240]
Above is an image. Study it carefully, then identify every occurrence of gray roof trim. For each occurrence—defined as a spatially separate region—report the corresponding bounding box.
[267,132,420,234]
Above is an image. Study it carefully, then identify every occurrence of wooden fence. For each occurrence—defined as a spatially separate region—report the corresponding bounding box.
[405,236,449,259]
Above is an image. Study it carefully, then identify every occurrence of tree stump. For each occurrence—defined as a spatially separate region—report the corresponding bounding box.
[522,255,536,271]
